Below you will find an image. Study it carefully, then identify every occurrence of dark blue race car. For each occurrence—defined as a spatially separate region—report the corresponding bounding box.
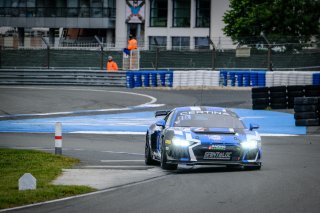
[145,106,262,170]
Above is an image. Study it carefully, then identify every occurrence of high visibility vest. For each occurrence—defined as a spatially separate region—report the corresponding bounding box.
[107,61,118,72]
[128,39,138,50]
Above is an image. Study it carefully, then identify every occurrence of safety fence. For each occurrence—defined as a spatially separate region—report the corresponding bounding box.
[252,85,320,110]
[294,97,320,126]
[1,48,320,70]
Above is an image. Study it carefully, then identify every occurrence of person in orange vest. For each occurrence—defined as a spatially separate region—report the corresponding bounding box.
[106,56,118,72]
[128,34,138,50]
[124,34,138,55]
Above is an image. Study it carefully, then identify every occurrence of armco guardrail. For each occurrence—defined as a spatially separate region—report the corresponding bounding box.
[294,97,320,126]
[0,69,126,87]
[252,85,320,110]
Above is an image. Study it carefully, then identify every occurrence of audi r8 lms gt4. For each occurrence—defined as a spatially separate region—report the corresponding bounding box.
[145,106,262,170]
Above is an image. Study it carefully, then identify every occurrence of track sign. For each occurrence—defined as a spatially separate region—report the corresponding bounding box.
[236,47,251,57]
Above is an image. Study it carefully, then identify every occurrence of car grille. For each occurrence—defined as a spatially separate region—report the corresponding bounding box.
[192,145,241,161]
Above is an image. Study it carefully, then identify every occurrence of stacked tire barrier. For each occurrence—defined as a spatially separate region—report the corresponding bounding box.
[126,70,173,88]
[294,97,320,126]
[173,70,220,87]
[265,71,318,87]
[252,85,320,110]
[220,70,266,87]
[252,87,270,109]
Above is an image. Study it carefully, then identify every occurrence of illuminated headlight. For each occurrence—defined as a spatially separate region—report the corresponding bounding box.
[172,138,192,147]
[241,140,258,149]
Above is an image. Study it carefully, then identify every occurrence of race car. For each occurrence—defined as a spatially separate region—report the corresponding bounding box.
[145,106,262,170]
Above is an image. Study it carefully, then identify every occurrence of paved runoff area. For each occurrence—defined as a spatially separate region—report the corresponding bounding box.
[0,86,319,213]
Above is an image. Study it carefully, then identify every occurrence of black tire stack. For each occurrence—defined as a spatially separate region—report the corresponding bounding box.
[252,87,269,109]
[269,86,287,109]
[294,97,320,126]
[305,85,320,97]
[287,85,305,109]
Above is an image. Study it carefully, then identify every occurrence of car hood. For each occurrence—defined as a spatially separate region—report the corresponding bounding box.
[168,127,260,145]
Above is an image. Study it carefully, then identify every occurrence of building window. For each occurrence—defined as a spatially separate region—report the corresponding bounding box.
[196,0,210,28]
[172,37,190,50]
[150,0,167,27]
[195,37,209,49]
[172,0,190,27]
[149,36,167,50]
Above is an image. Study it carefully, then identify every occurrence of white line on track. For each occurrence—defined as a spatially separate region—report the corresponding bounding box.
[0,86,163,118]
[101,151,144,156]
[100,160,144,162]
[70,131,146,135]
[82,165,152,168]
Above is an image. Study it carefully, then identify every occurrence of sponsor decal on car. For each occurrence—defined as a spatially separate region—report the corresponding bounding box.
[208,144,226,151]
[203,151,232,160]
[208,135,222,141]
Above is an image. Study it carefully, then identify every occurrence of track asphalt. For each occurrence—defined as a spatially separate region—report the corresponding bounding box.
[0,86,319,213]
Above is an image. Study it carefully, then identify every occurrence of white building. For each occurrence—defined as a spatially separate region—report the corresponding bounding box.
[0,0,232,49]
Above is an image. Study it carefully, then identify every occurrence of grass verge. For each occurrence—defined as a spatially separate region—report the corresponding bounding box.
[0,148,95,210]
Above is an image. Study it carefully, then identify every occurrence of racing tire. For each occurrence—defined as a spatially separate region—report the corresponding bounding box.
[287,90,304,98]
[294,97,319,105]
[160,141,178,170]
[252,92,268,99]
[269,92,286,98]
[270,97,287,104]
[270,103,287,109]
[295,119,320,126]
[145,134,158,165]
[294,112,319,120]
[252,87,269,93]
[305,90,320,97]
[287,85,305,92]
[252,98,269,105]
[294,105,318,112]
[269,86,286,92]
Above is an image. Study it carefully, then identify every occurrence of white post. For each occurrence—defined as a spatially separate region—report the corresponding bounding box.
[55,122,62,155]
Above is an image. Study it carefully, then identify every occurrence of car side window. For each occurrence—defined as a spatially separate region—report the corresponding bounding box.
[164,112,174,128]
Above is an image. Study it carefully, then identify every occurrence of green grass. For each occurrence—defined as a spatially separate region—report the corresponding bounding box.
[0,148,95,209]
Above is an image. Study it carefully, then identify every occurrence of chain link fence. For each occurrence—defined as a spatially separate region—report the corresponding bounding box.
[0,35,319,70]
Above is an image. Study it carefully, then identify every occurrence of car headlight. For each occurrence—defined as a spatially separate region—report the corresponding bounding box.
[241,140,258,149]
[172,138,192,147]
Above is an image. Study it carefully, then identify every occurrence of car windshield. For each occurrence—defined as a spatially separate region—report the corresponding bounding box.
[173,111,245,129]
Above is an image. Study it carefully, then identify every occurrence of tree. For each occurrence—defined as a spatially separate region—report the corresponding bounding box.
[223,0,320,49]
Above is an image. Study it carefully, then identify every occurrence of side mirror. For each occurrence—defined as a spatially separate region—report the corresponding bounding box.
[155,119,166,128]
[249,123,259,131]
[155,110,170,117]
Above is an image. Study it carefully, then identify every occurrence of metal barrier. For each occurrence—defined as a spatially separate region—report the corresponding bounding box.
[126,70,173,88]
[0,69,127,87]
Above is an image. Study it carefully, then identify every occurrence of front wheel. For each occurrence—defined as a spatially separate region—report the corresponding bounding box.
[145,134,157,165]
[160,142,178,170]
